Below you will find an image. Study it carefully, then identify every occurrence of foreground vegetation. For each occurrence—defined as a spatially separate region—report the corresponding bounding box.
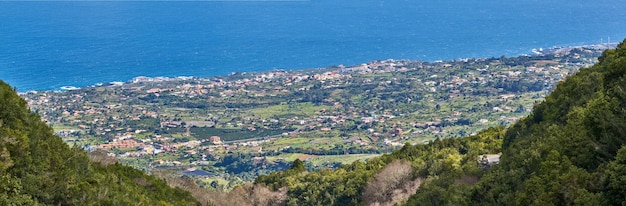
[0,81,200,205]
[467,39,626,205]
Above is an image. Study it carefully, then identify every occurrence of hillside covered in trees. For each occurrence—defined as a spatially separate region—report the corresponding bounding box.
[466,39,626,205]
[0,82,200,205]
[245,40,626,205]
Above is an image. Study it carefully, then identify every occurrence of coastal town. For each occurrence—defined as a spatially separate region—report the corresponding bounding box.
[21,44,609,189]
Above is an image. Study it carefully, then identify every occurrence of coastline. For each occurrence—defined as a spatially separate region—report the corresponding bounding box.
[22,42,619,94]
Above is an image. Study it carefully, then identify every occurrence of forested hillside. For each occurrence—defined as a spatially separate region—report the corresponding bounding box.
[463,39,626,205]
[249,39,626,206]
[0,81,200,205]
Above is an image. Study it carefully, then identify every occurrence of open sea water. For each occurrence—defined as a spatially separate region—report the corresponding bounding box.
[1,0,626,91]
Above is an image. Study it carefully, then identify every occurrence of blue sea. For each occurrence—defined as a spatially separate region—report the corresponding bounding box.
[1,0,626,91]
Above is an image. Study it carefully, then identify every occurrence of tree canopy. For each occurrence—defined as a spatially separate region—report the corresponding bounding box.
[0,81,200,205]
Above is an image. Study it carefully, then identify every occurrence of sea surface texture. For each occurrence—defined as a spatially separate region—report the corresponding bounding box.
[1,0,626,91]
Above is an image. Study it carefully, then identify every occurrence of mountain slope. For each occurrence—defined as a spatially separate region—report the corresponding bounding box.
[0,81,200,205]
[463,39,626,205]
